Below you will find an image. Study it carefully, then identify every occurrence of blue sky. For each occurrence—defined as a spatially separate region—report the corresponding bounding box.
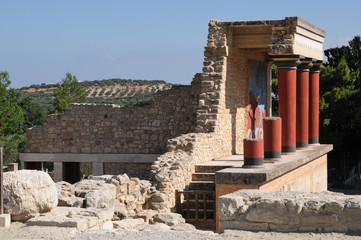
[1,0,361,88]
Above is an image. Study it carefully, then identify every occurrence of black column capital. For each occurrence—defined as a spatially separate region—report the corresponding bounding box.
[310,60,323,72]
[271,55,303,69]
[298,58,315,71]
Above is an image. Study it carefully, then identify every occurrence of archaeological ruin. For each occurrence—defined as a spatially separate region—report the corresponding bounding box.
[19,17,334,231]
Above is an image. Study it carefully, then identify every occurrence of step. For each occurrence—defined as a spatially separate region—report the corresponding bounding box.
[192,173,215,181]
[195,165,231,173]
[188,181,215,191]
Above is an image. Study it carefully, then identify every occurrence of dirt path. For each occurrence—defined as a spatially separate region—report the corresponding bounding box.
[1,222,361,240]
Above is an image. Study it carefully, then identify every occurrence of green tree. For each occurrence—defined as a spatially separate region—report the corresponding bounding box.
[19,96,47,131]
[325,36,361,87]
[320,42,361,187]
[53,73,87,113]
[0,71,24,135]
[0,134,26,166]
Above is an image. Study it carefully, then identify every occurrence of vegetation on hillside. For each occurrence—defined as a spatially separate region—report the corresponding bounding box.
[19,78,172,111]
[0,74,173,167]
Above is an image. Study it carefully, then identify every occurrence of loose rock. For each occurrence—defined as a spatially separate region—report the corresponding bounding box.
[3,170,58,221]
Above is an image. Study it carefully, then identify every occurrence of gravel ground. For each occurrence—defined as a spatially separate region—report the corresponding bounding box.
[2,222,361,240]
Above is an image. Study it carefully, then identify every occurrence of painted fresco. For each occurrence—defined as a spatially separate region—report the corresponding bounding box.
[247,60,267,139]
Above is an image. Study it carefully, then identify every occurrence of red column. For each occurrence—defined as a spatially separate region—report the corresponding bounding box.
[263,117,282,159]
[274,58,301,153]
[296,59,313,149]
[309,61,323,144]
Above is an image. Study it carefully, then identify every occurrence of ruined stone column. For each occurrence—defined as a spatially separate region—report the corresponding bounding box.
[309,61,323,144]
[274,56,301,153]
[296,59,313,149]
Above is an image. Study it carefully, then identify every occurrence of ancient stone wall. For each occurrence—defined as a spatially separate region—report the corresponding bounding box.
[219,190,361,233]
[196,20,249,154]
[25,80,200,154]
[104,162,152,180]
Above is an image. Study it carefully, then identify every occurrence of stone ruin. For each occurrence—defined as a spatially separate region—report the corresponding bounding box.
[14,17,349,233]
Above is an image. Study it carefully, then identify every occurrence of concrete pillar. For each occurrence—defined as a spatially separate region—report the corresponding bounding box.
[53,162,63,182]
[274,56,301,153]
[309,60,323,144]
[92,162,104,176]
[296,59,313,149]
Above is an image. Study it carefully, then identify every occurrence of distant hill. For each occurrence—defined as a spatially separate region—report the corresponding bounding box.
[18,78,174,111]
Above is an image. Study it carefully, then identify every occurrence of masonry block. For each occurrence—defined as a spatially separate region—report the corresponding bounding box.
[0,214,11,227]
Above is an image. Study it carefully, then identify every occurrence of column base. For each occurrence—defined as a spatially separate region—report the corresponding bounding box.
[282,146,296,154]
[243,158,264,167]
[309,138,319,144]
[296,141,308,149]
[265,151,282,159]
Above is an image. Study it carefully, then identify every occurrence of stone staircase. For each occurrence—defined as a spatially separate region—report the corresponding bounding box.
[177,163,233,224]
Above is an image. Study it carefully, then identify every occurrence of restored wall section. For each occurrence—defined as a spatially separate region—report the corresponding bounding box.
[25,80,200,155]
[219,190,361,233]
[197,20,250,154]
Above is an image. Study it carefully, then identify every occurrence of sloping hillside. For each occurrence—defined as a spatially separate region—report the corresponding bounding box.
[19,78,173,110]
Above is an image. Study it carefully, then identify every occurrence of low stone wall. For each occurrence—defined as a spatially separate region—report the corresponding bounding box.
[57,174,169,220]
[218,190,361,233]
[104,162,152,180]
[151,132,231,211]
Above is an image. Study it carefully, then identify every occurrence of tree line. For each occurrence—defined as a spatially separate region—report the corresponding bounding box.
[0,72,86,165]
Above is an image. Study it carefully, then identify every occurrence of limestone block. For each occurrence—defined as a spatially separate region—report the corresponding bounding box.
[151,192,167,202]
[26,215,89,231]
[56,181,83,207]
[218,190,361,233]
[170,223,196,231]
[112,218,145,229]
[74,180,115,198]
[26,207,114,231]
[245,199,302,225]
[0,214,11,228]
[135,210,158,223]
[85,188,115,208]
[152,213,185,226]
[3,170,58,221]
[142,222,170,231]
[113,201,128,220]
[218,194,244,221]
[100,220,113,230]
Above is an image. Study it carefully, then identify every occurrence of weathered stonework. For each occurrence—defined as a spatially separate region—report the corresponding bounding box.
[25,82,200,154]
[104,162,152,180]
[218,190,361,233]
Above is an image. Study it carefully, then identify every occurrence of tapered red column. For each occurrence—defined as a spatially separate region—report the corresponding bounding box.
[296,59,313,148]
[309,61,323,144]
[274,57,301,153]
